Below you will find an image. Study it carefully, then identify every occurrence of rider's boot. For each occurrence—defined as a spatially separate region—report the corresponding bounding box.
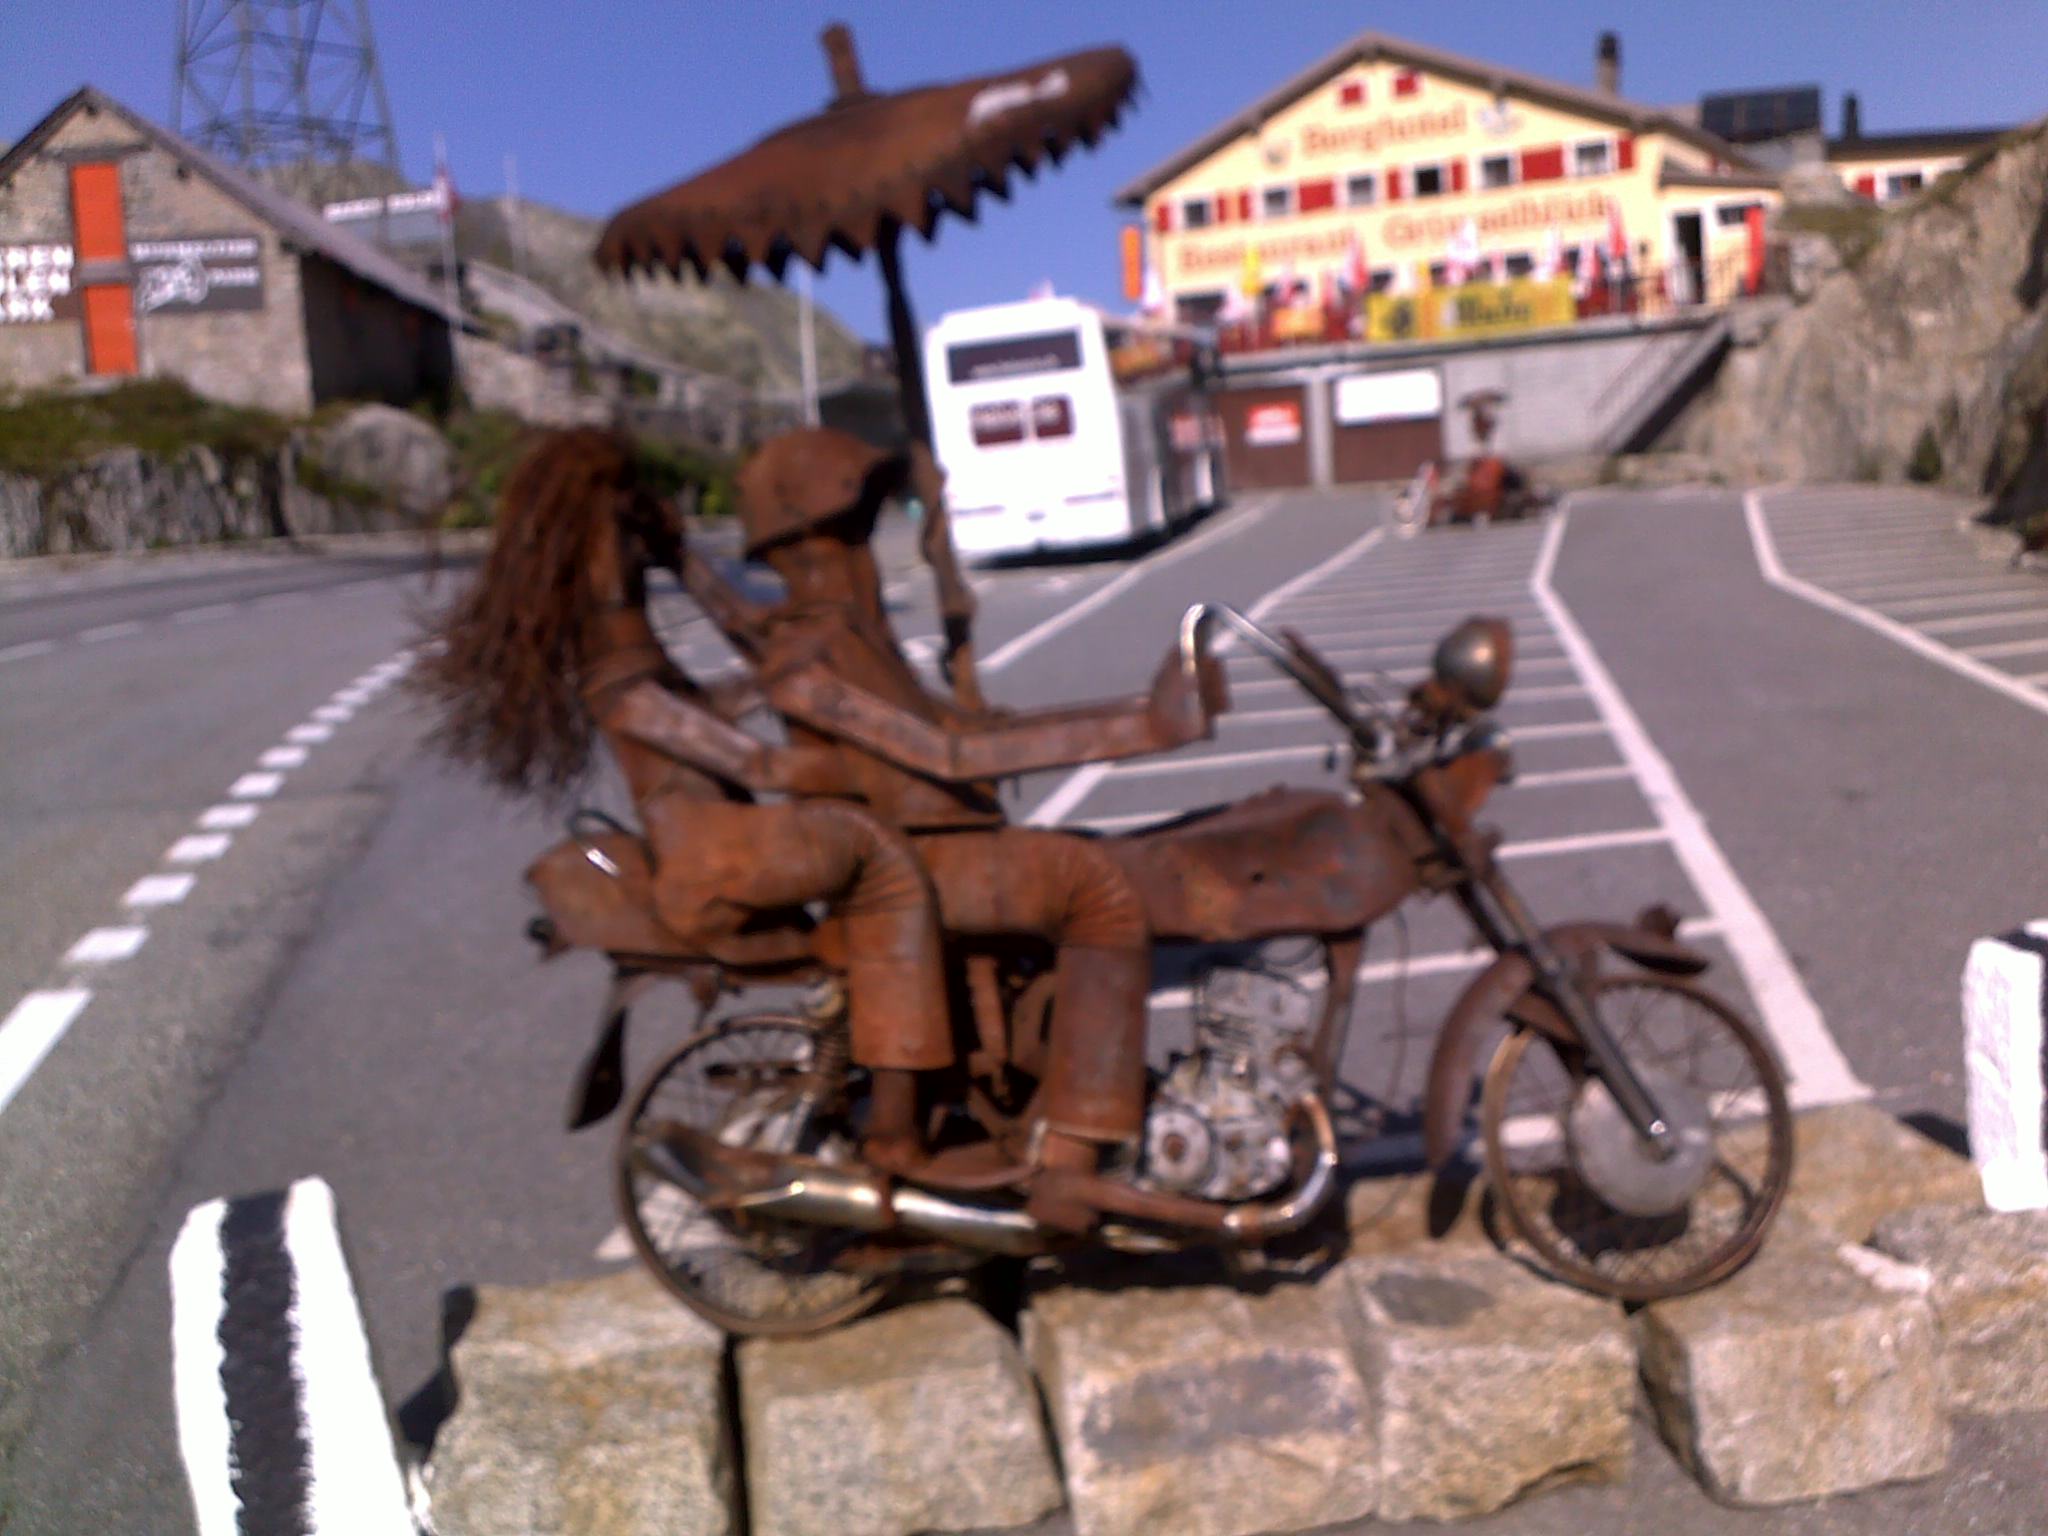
[1024,944,1152,1233]
[862,1066,926,1176]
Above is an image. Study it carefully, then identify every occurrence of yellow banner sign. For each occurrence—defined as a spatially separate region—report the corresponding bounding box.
[1366,277,1577,344]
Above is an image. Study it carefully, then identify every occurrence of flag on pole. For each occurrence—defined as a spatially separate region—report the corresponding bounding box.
[1346,230,1369,295]
[1536,223,1564,281]
[1446,217,1479,286]
[1140,258,1166,317]
[432,136,459,223]
[1239,243,1264,299]
[1606,200,1628,264]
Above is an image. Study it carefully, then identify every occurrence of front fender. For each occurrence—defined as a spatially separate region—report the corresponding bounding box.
[1418,922,1713,1169]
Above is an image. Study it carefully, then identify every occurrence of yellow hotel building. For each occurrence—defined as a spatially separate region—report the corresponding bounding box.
[1116,31,1782,322]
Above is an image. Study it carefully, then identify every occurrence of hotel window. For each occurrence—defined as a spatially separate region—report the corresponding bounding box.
[1338,77,1367,108]
[1715,201,1761,227]
[1261,184,1295,219]
[1573,139,1613,177]
[1504,252,1535,278]
[1368,267,1395,294]
[1412,163,1446,198]
[1344,171,1378,207]
[1393,68,1421,99]
[1885,170,1925,199]
[1479,154,1516,190]
[1180,195,1213,229]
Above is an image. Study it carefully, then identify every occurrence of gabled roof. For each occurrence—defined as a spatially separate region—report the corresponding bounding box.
[1113,30,1755,206]
[0,85,463,326]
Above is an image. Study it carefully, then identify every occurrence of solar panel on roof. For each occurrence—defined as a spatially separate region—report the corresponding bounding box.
[1699,86,1823,143]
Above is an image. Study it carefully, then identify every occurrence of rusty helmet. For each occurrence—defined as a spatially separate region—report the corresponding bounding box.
[736,427,909,555]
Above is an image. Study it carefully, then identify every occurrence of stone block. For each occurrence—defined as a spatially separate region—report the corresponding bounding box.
[1722,1102,1979,1243]
[1338,1248,1633,1521]
[737,1298,1061,1536]
[427,1268,735,1536]
[1636,1220,1949,1506]
[1874,1202,2048,1413]
[1025,1275,1376,1536]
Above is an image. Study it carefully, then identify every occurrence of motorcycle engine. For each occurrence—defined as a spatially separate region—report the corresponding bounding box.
[1139,958,1320,1203]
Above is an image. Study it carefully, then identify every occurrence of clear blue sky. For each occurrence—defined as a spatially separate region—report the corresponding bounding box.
[6,1,2043,342]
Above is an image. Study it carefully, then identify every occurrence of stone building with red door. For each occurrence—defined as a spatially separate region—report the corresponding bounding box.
[0,86,457,413]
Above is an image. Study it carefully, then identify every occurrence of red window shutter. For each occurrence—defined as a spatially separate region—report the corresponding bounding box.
[1385,167,1404,202]
[1153,200,1173,233]
[1518,145,1565,182]
[1853,173,1877,198]
[1393,68,1421,99]
[1298,178,1336,213]
[1338,79,1365,108]
[1617,135,1636,171]
[1449,159,1468,193]
[1237,189,1252,221]
[1214,192,1231,225]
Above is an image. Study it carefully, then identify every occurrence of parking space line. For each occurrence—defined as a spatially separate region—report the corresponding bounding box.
[1549,500,1865,1104]
[1746,490,2048,721]
[1508,763,1631,789]
[980,496,1276,672]
[1498,826,1667,860]
[1880,589,2044,617]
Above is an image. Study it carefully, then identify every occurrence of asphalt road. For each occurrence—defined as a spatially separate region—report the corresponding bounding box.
[2,487,2045,1533]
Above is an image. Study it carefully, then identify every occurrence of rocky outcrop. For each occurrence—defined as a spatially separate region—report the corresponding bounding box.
[0,403,447,557]
[1688,117,2048,531]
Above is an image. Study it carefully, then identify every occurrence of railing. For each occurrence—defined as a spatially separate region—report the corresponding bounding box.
[1213,247,1789,356]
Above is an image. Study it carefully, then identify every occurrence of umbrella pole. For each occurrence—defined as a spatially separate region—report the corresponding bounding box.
[879,221,984,711]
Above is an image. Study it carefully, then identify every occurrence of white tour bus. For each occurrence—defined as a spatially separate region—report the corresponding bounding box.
[924,296,1225,560]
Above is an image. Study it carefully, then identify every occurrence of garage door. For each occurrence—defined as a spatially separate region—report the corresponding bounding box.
[1216,385,1311,491]
[1330,369,1443,484]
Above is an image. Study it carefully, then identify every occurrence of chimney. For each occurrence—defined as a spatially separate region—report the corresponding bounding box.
[1596,32,1621,96]
[1842,91,1862,140]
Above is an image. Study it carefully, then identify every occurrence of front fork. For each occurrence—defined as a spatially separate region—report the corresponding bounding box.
[1466,864,1677,1158]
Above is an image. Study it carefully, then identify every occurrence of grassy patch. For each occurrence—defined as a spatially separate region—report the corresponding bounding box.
[0,377,290,482]
[1777,202,1888,268]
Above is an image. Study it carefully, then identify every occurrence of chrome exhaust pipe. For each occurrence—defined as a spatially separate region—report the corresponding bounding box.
[630,1124,1047,1256]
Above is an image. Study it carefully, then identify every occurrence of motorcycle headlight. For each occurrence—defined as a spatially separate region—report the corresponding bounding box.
[1432,618,1515,712]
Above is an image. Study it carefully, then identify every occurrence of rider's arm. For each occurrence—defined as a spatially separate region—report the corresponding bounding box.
[764,647,1229,783]
[594,678,845,796]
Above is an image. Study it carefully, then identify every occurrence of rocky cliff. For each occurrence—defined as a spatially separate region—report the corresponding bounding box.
[456,196,868,395]
[1688,118,2048,534]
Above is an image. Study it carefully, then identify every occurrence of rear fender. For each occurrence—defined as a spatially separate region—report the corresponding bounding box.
[1419,923,1713,1168]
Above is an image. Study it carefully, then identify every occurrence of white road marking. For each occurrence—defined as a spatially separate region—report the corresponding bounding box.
[0,639,58,663]
[229,771,285,799]
[125,873,198,906]
[1746,490,2048,722]
[168,1199,239,1536]
[334,688,374,707]
[1498,826,1668,860]
[288,722,335,744]
[283,1179,418,1534]
[981,495,1277,672]
[167,833,233,864]
[65,926,150,964]
[1957,638,2048,663]
[1507,764,1632,789]
[1029,522,1386,825]
[260,745,310,769]
[313,705,354,723]
[1110,742,1335,779]
[1917,609,2048,636]
[1222,685,1590,726]
[200,803,261,830]
[1880,589,2045,617]
[1841,576,2040,602]
[171,603,238,624]
[255,591,308,610]
[0,989,93,1116]
[1547,501,1865,1103]
[79,621,145,643]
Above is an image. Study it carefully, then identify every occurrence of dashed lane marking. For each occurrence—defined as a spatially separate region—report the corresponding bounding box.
[260,745,311,769]
[229,771,285,799]
[167,833,234,864]
[79,621,145,643]
[124,873,198,907]
[65,927,150,964]
[0,990,93,1117]
[200,803,262,830]
[0,639,58,664]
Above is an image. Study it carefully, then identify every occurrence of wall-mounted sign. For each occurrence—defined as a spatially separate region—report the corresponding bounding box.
[0,242,78,324]
[1366,277,1576,344]
[1300,103,1469,160]
[1244,400,1302,446]
[322,187,449,249]
[1335,368,1443,425]
[130,234,265,315]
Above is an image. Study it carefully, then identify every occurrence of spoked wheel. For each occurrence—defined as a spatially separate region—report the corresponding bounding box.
[1481,974,1793,1302]
[615,1012,892,1335]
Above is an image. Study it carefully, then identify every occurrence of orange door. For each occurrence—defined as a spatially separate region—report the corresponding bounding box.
[69,162,138,376]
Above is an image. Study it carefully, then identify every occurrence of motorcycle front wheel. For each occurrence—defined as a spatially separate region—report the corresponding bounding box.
[1480,973,1793,1302]
[615,1012,894,1335]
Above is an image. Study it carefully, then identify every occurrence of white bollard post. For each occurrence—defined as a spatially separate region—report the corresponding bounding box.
[1963,923,2048,1212]
[169,1177,420,1535]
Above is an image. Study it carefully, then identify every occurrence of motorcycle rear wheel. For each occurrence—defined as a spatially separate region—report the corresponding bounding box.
[1480,974,1793,1302]
[615,1012,893,1335]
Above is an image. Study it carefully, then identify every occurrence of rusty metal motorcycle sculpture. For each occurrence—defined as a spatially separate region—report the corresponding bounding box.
[424,432,1793,1336]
